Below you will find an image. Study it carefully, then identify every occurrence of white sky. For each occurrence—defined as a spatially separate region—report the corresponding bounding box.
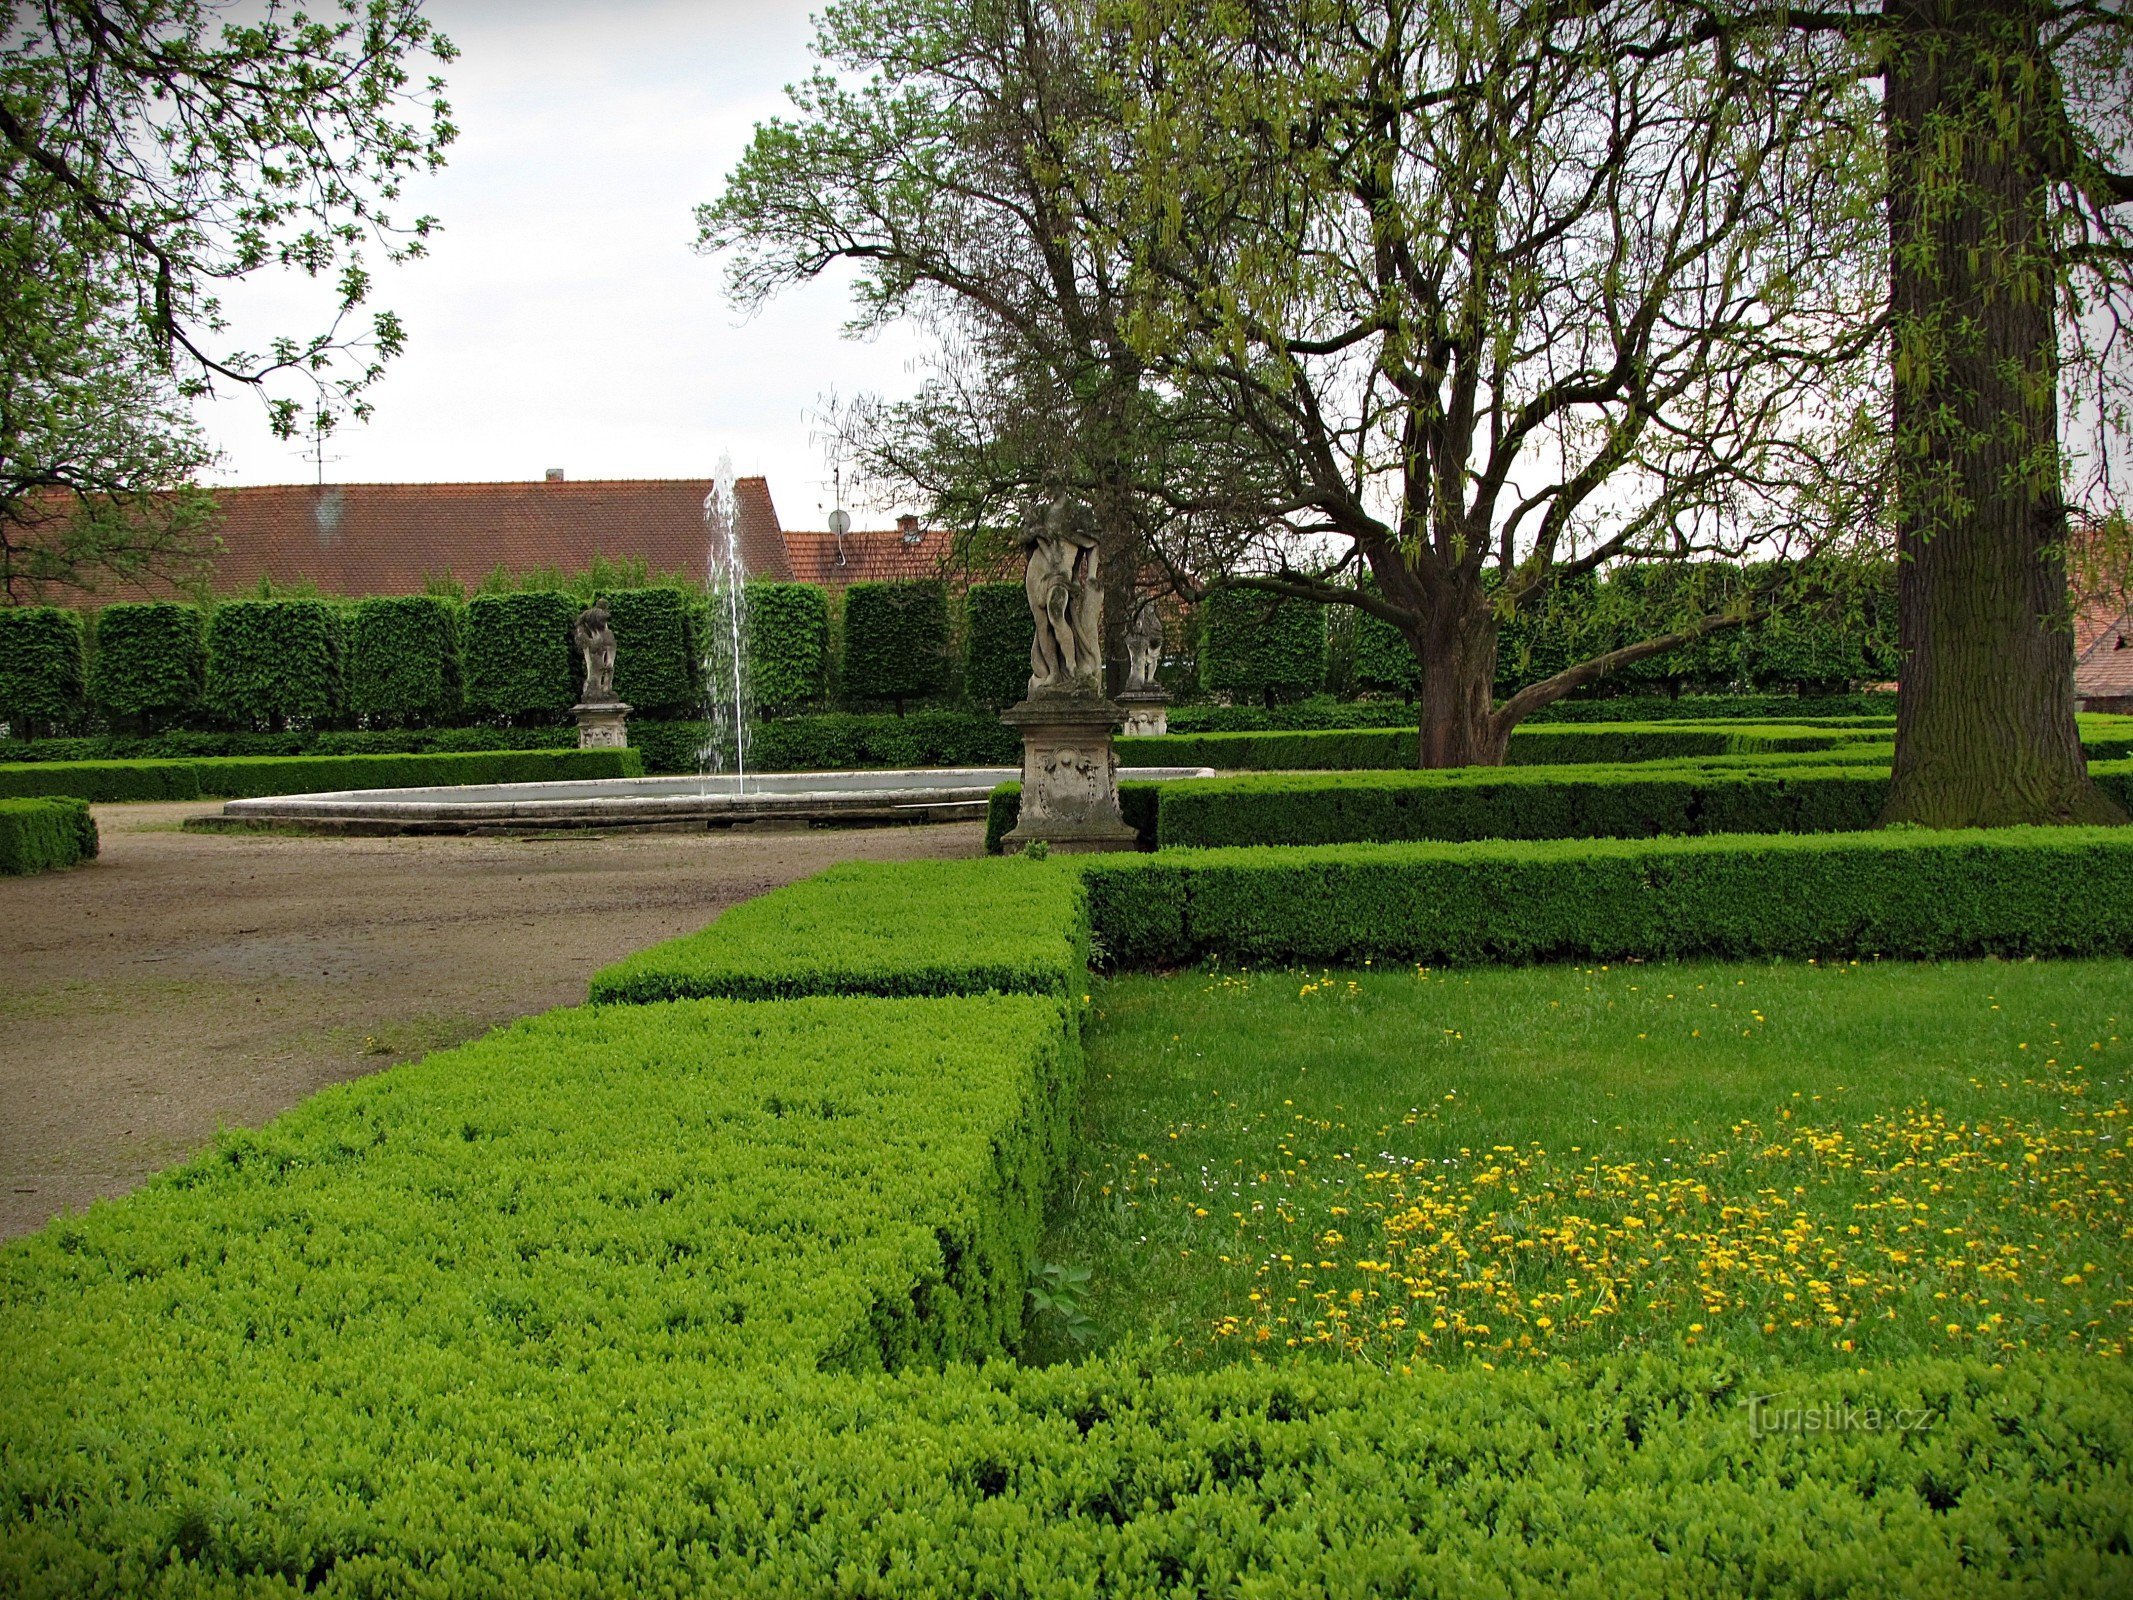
[194,0,927,530]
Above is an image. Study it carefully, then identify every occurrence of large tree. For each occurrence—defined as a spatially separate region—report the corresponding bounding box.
[1873,0,2131,824]
[700,0,1162,693]
[0,0,454,600]
[1116,0,1888,764]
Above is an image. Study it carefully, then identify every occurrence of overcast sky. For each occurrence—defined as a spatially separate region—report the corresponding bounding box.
[195,0,925,531]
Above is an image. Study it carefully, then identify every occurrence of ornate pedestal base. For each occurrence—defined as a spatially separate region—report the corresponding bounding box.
[1000,694,1139,854]
[574,699,632,750]
[1116,689,1170,738]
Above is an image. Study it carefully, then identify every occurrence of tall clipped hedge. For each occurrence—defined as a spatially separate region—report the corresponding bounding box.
[346,595,462,726]
[0,607,87,732]
[1199,588,1326,706]
[742,582,830,714]
[964,582,1035,707]
[463,590,579,720]
[842,579,949,711]
[1350,589,1419,694]
[87,602,204,725]
[203,599,341,729]
[606,587,696,717]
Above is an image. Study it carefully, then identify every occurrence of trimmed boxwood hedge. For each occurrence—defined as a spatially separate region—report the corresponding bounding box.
[606,587,696,717]
[0,796,97,874]
[589,858,1090,1004]
[203,599,342,727]
[346,594,462,726]
[1081,826,2133,970]
[1121,721,1862,772]
[630,710,1019,777]
[463,590,578,719]
[964,581,1036,707]
[0,748,640,804]
[0,606,86,729]
[742,581,831,713]
[1197,587,1326,703]
[1151,758,2133,848]
[86,602,204,724]
[842,579,951,707]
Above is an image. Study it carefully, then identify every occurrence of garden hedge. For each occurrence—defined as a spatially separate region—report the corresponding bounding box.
[1151,758,2133,849]
[345,594,463,726]
[842,579,950,708]
[85,602,204,724]
[742,581,830,713]
[0,606,86,730]
[1081,826,2133,970]
[1348,585,1421,693]
[462,590,578,719]
[0,726,577,763]
[0,796,96,874]
[630,710,1019,777]
[203,599,342,727]
[1197,587,1326,703]
[589,858,1090,1004]
[0,748,640,804]
[964,581,1036,707]
[1165,692,1898,733]
[1120,721,1862,772]
[607,587,696,717]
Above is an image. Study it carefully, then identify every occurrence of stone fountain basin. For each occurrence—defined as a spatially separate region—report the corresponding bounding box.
[205,766,1217,836]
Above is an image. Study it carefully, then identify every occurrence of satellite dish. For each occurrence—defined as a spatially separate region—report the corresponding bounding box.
[828,508,851,536]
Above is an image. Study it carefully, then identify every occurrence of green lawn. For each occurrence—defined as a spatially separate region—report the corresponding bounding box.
[1036,957,2131,1373]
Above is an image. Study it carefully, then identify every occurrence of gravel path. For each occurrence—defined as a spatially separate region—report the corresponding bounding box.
[0,802,983,1240]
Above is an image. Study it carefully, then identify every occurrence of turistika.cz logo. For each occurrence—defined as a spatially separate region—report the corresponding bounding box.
[1743,1392,1939,1440]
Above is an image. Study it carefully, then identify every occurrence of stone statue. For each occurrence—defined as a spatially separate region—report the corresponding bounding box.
[1125,596,1165,693]
[1021,495,1102,698]
[574,601,618,704]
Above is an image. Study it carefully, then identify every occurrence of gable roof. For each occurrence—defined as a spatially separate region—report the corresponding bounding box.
[781,526,959,587]
[90,475,795,601]
[2076,594,2133,703]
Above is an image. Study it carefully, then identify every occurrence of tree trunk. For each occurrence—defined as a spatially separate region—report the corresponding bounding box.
[1881,0,2125,826]
[1413,588,1507,767]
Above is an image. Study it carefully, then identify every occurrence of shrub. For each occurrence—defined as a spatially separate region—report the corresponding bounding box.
[0,748,638,804]
[625,711,1020,777]
[842,580,950,709]
[589,858,1089,1003]
[1146,761,2133,849]
[0,606,87,731]
[203,599,342,728]
[606,587,696,717]
[1081,826,2133,970]
[87,602,205,725]
[346,595,463,726]
[1198,588,1326,705]
[743,581,831,713]
[463,590,579,719]
[1349,589,1420,694]
[964,581,1036,707]
[0,796,97,874]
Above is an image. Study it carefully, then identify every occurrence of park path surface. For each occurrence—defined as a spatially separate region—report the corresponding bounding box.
[0,802,983,1240]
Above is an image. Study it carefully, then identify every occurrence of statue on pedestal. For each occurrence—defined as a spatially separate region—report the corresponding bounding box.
[574,601,619,705]
[1124,596,1164,693]
[1021,496,1102,698]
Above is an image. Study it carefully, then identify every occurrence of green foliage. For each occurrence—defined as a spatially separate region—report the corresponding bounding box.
[1081,827,2133,970]
[589,858,1089,1004]
[606,587,697,717]
[346,594,463,726]
[1164,692,1901,732]
[841,580,950,706]
[0,725,577,762]
[0,748,639,804]
[630,711,1021,778]
[743,581,831,713]
[1146,759,2133,849]
[1198,588,1326,702]
[0,606,85,726]
[0,796,96,874]
[202,599,341,727]
[86,601,204,722]
[965,581,1036,706]
[1349,601,1419,693]
[462,591,579,719]
[1120,722,1860,773]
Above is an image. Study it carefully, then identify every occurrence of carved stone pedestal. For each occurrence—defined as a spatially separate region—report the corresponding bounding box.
[999,694,1139,854]
[1116,689,1170,738]
[574,699,632,750]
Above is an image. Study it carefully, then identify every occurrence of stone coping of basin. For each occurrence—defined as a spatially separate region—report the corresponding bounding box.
[215,766,1217,828]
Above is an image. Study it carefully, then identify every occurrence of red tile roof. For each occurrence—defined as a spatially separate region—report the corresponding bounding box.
[2076,596,2133,705]
[781,526,959,588]
[91,475,795,601]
